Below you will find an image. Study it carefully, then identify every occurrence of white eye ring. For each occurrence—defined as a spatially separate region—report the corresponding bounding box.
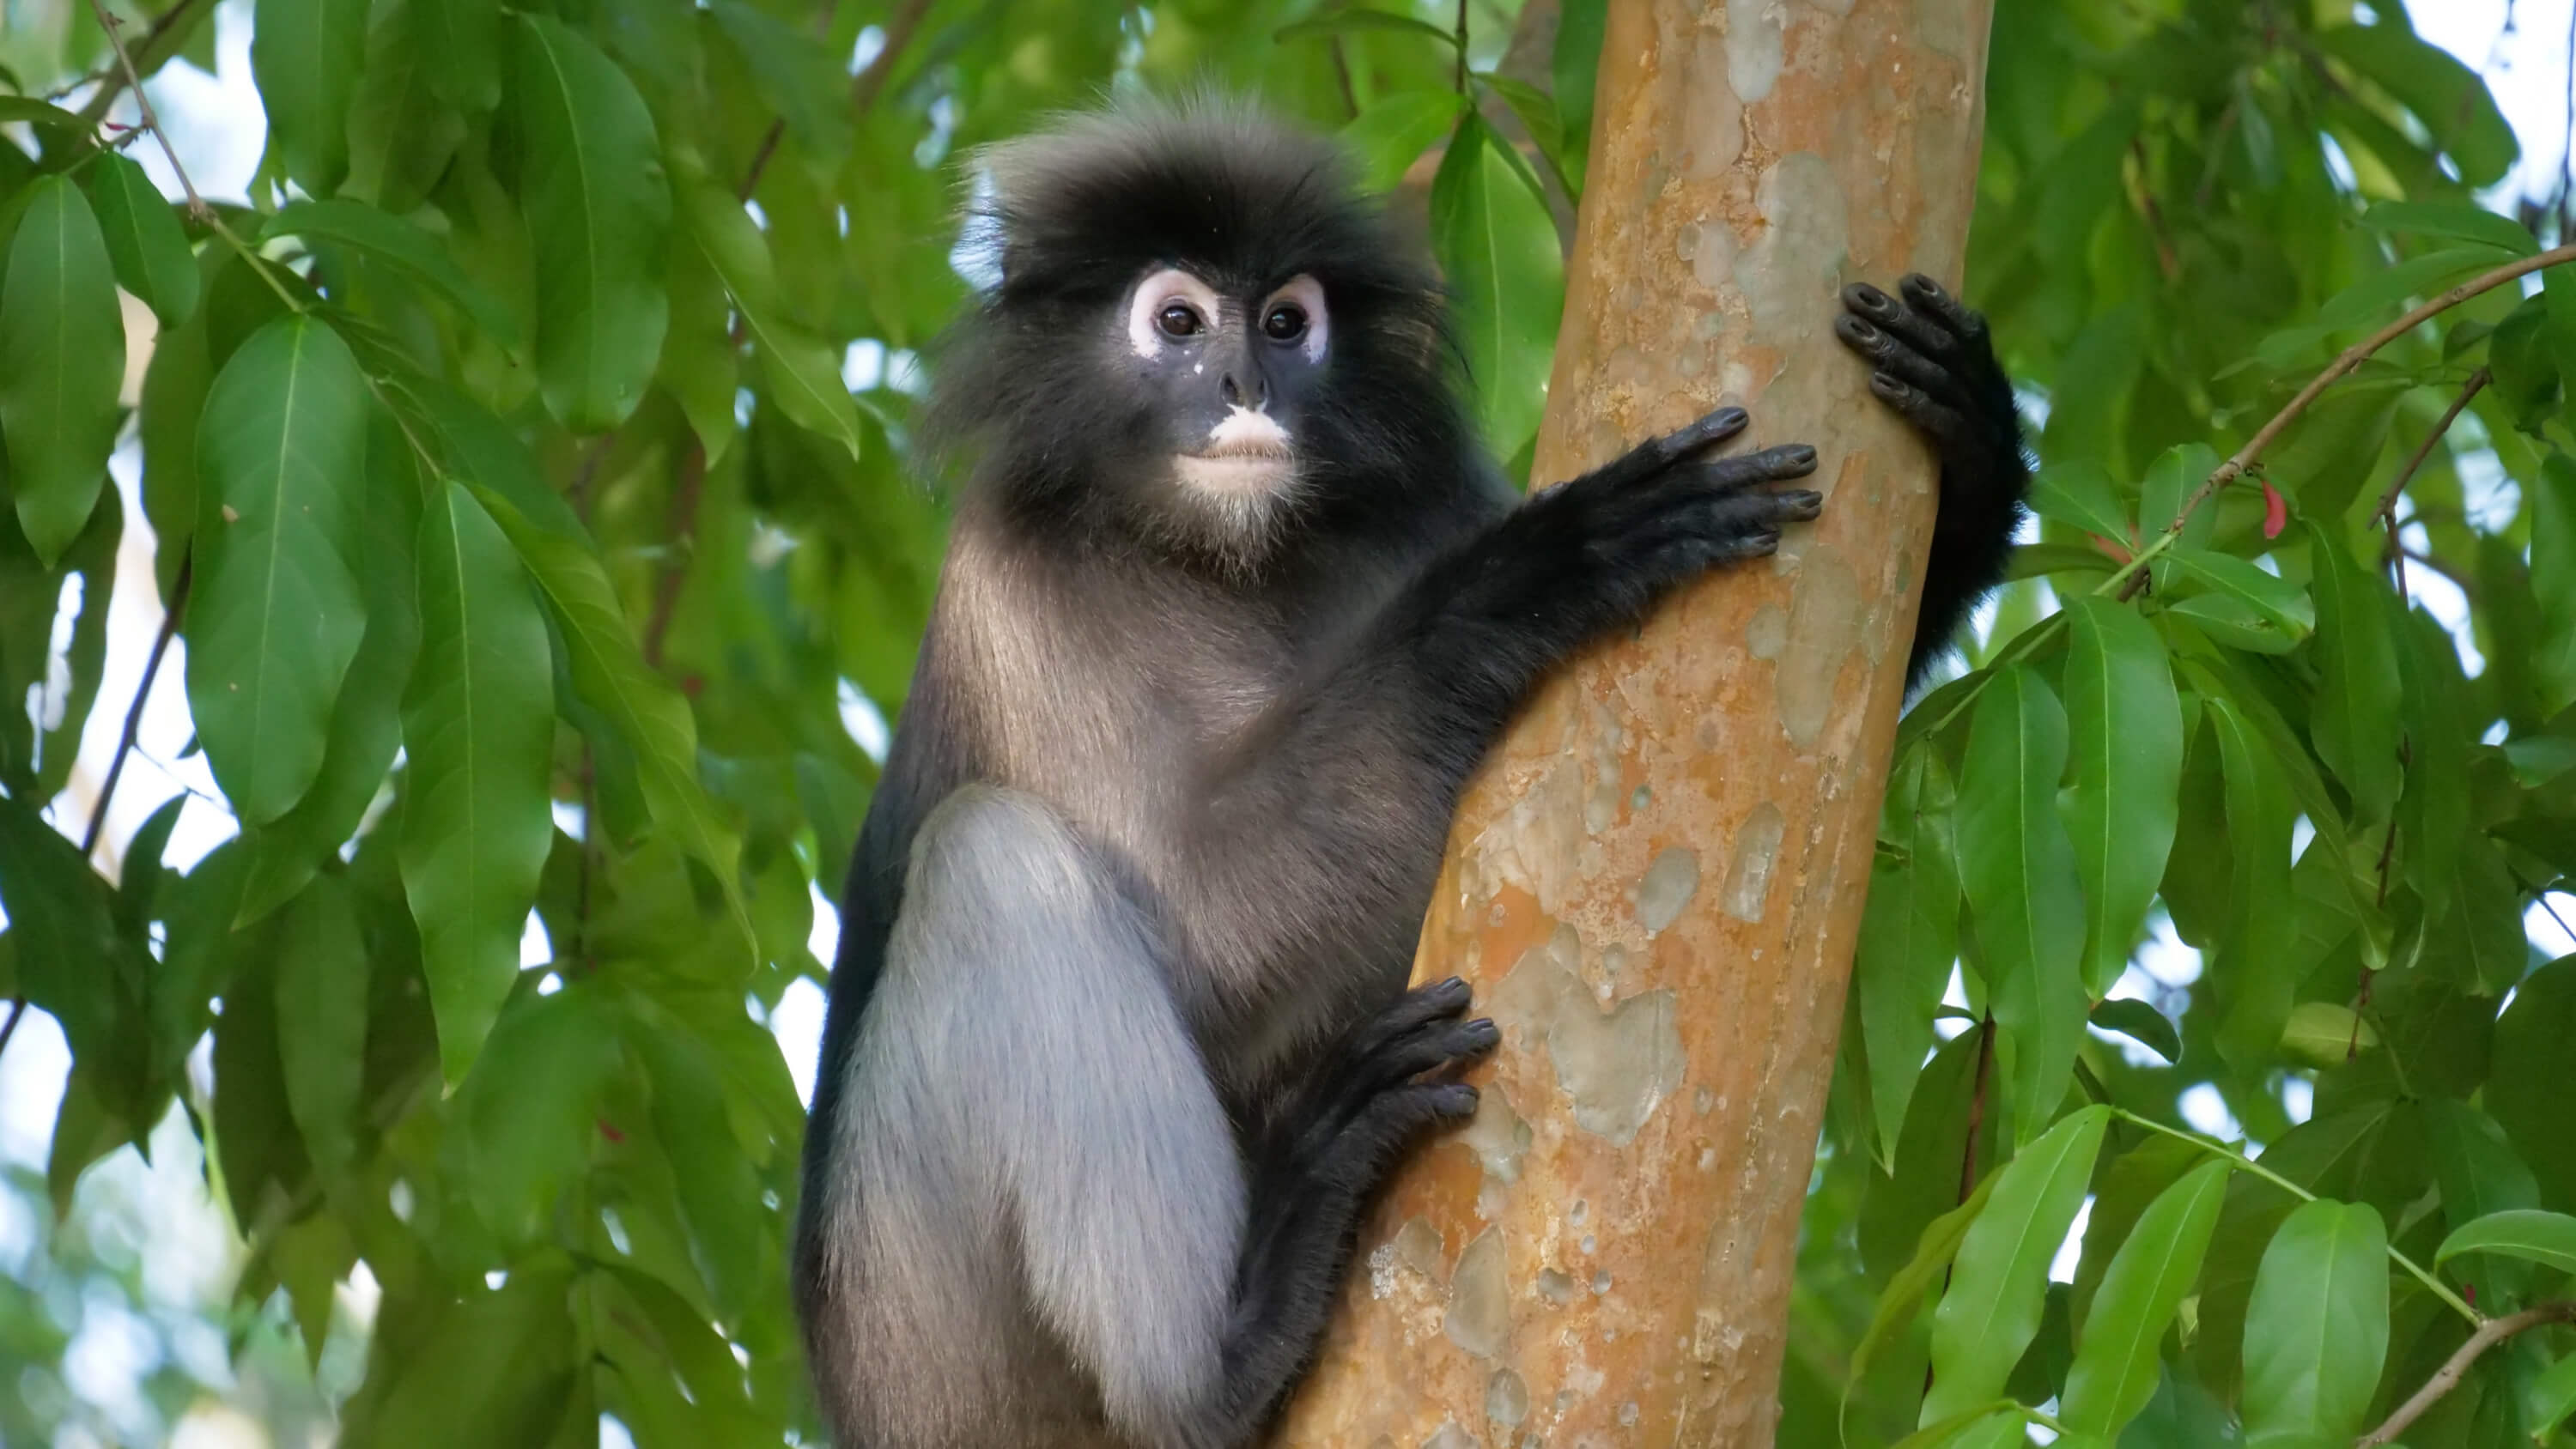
[1127,267,1224,358]
[1262,276,1328,364]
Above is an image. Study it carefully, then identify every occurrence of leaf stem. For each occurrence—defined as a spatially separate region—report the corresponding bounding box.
[1455,0,1469,93]
[2354,1301,2576,1446]
[82,555,192,858]
[2107,1107,2481,1325]
[2373,366,2488,583]
[83,0,206,221]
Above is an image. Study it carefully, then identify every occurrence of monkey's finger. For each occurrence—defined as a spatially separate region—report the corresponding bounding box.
[1898,273,1990,346]
[1870,373,1979,452]
[1354,1016,1499,1088]
[1685,442,1818,493]
[1574,406,1751,493]
[1842,282,1959,363]
[1334,975,1473,1064]
[1836,314,1961,403]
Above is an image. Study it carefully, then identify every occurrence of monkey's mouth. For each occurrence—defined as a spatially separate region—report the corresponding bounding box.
[1174,444,1296,493]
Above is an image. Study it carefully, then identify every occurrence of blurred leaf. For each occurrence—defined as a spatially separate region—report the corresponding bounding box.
[2165,553,2314,650]
[270,198,521,349]
[1857,749,1961,1162]
[1553,0,1605,184]
[2311,246,2498,331]
[2241,1199,2389,1443]
[2489,294,2561,436]
[0,176,125,567]
[1274,9,1459,46]
[2533,453,2576,712]
[1848,1173,1997,1406]
[2060,1159,2229,1439]
[276,874,369,1177]
[2029,461,2132,546]
[185,316,370,826]
[1337,89,1467,195]
[2063,598,2180,996]
[253,0,369,191]
[2490,955,2576,1212]
[2087,998,2178,1064]
[2208,696,2300,1067]
[85,152,198,327]
[2529,1350,2576,1439]
[2360,201,2537,257]
[511,14,671,432]
[2306,524,2401,817]
[454,989,622,1246]
[2435,1210,2576,1275]
[2318,22,2518,187]
[1956,666,2085,1143]
[410,0,501,111]
[1431,114,1562,463]
[1920,1105,2108,1425]
[679,179,862,458]
[403,481,557,1087]
[2278,1002,2376,1067]
[340,1265,579,1446]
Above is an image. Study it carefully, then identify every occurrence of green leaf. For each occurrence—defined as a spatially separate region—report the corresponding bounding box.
[2435,1209,2576,1274]
[2311,246,2499,330]
[1552,0,1605,184]
[710,0,850,159]
[2165,553,2314,649]
[275,873,368,1176]
[2306,526,2401,817]
[185,316,370,826]
[2488,294,2561,436]
[1337,89,1467,196]
[1857,750,1961,1161]
[86,152,198,327]
[2319,23,2518,187]
[1920,1105,2109,1424]
[268,198,520,349]
[2029,461,2133,546]
[1475,72,1576,201]
[2063,599,2181,995]
[2533,454,2576,713]
[2528,1350,2576,1439]
[2423,1099,2541,1298]
[234,409,422,925]
[1956,667,2086,1144]
[511,14,671,433]
[2061,1159,2229,1439]
[0,97,87,131]
[2490,955,2576,1212]
[0,176,125,567]
[2087,997,2179,1064]
[1848,1174,1997,1406]
[410,0,501,111]
[252,0,370,192]
[1430,114,1564,464]
[469,483,750,964]
[0,794,151,1099]
[2278,1002,2377,1067]
[349,0,469,215]
[454,989,622,1245]
[402,481,558,1087]
[678,179,861,458]
[2360,200,2537,257]
[2241,1199,2390,1442]
[1274,9,1460,46]
[2137,443,2221,567]
[656,235,738,468]
[2207,696,2300,1067]
[339,1266,578,1446]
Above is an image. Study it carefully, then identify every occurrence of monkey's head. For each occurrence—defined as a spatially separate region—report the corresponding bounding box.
[927,99,1469,571]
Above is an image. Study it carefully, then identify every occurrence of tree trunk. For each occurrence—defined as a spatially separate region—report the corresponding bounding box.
[1278,2,1995,1444]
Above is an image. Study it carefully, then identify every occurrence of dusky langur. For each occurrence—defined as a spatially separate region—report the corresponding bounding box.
[794,100,2028,1449]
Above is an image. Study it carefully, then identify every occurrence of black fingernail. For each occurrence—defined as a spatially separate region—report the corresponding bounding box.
[1441,1085,1480,1111]
[1855,283,1886,306]
[1845,318,1878,341]
[1465,1019,1501,1047]
[1789,446,1818,465]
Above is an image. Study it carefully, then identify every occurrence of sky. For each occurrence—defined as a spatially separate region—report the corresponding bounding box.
[0,3,2573,1442]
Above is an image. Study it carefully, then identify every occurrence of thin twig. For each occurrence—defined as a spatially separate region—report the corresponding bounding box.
[852,0,936,115]
[642,440,706,668]
[1455,0,1469,93]
[85,0,208,221]
[2096,244,2576,601]
[0,1000,25,1059]
[2354,1301,2576,1446]
[82,556,191,858]
[2373,367,2488,577]
[64,0,205,115]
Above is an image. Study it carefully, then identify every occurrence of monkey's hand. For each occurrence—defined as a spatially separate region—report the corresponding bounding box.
[1837,274,2029,684]
[1268,976,1493,1195]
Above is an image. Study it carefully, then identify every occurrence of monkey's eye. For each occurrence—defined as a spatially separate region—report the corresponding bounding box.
[1156,303,1203,339]
[1262,304,1308,342]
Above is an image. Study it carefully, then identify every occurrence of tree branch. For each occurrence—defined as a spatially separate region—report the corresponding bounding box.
[2374,367,2488,582]
[851,0,935,116]
[2098,245,2576,602]
[82,555,192,858]
[85,0,207,221]
[2355,1301,2576,1447]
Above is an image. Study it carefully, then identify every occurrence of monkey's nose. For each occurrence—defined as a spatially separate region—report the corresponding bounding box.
[1218,372,1268,408]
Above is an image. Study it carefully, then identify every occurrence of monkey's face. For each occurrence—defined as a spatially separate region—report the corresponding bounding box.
[1118,266,1330,517]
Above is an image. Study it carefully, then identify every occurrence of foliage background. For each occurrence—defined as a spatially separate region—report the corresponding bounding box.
[0,0,2573,1444]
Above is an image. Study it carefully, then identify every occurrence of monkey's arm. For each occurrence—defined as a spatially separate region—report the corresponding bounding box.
[1836,275,2031,688]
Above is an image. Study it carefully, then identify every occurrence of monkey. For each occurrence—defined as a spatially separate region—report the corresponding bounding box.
[793,100,2028,1449]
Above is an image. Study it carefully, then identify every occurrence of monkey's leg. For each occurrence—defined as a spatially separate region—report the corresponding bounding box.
[814,785,1249,1447]
[1837,274,2032,685]
[1208,979,1494,1437]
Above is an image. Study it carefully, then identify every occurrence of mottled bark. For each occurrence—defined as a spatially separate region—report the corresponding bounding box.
[1279,2,1994,1444]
